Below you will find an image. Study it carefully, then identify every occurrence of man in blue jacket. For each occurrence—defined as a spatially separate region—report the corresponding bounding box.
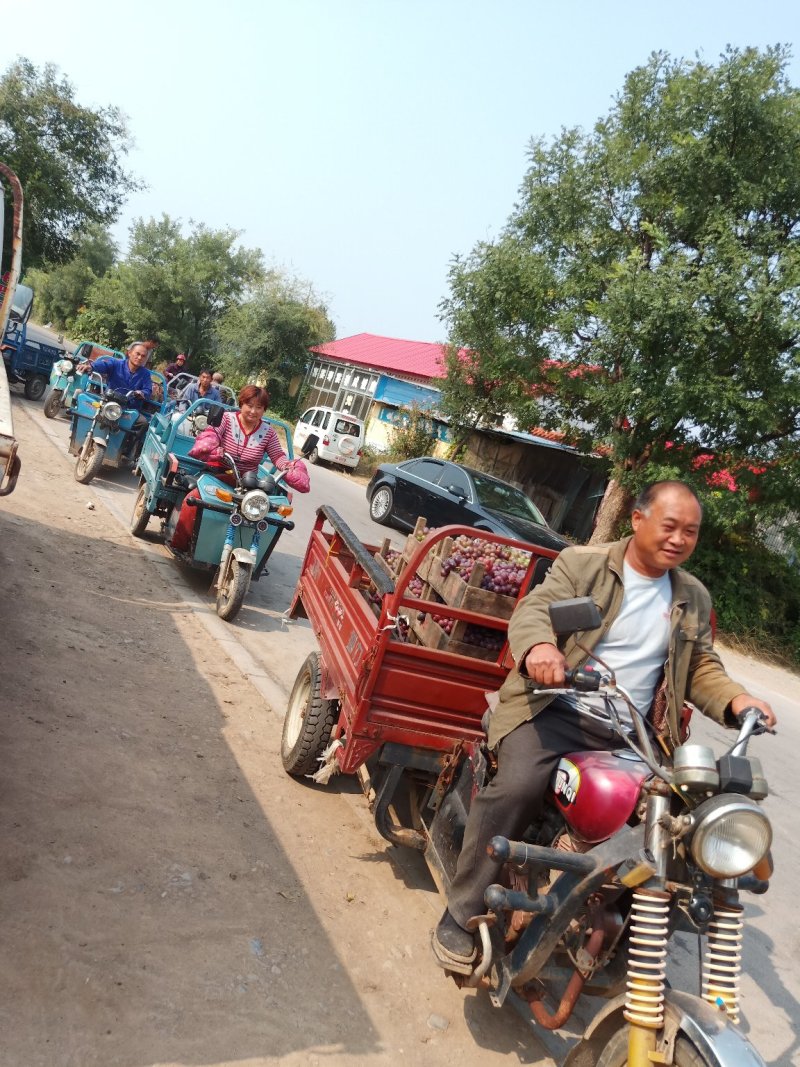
[77,341,153,457]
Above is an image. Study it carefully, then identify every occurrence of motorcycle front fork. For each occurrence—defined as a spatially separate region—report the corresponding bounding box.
[623,886,744,1065]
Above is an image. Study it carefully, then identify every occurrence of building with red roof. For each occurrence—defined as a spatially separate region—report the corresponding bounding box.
[309,333,447,384]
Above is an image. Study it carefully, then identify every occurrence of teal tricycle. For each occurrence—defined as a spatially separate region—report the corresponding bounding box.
[131,401,308,621]
[68,368,169,484]
[43,341,126,420]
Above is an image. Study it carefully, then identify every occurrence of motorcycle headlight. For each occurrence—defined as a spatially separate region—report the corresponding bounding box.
[102,401,123,422]
[241,489,269,521]
[57,359,75,374]
[689,794,772,879]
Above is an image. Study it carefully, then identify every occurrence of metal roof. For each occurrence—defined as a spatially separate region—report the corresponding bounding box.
[310,333,447,380]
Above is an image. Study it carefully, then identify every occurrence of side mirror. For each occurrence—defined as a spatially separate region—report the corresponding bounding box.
[548,596,601,635]
[301,433,319,457]
[447,484,467,500]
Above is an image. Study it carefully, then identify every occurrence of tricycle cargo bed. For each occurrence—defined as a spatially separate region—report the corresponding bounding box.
[289,506,558,774]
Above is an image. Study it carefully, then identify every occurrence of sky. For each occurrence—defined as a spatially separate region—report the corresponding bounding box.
[5,0,800,345]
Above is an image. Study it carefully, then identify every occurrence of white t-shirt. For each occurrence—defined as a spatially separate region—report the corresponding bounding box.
[570,561,672,726]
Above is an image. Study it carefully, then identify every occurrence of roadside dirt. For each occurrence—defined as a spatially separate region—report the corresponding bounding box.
[0,403,557,1066]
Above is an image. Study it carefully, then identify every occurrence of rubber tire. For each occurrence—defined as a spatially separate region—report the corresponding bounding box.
[74,437,105,484]
[307,447,320,465]
[369,485,394,525]
[130,483,150,538]
[597,1032,710,1067]
[43,388,64,419]
[215,558,251,621]
[281,652,338,778]
[24,375,47,401]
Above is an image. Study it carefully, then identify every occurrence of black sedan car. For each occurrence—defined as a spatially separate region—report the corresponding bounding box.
[366,457,569,552]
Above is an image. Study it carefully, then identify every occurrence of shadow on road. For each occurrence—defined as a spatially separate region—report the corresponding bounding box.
[0,506,383,1066]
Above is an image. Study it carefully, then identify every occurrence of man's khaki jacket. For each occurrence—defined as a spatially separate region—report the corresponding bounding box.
[489,537,745,750]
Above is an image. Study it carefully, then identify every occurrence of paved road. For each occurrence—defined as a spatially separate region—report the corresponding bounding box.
[12,393,800,1066]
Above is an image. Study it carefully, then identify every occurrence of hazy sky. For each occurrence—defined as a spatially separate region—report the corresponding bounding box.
[5,1,799,343]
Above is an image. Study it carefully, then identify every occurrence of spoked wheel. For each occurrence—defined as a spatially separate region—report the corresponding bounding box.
[281,652,339,778]
[369,485,394,525]
[597,1032,710,1067]
[74,437,105,484]
[215,558,251,621]
[130,483,151,538]
[43,388,64,418]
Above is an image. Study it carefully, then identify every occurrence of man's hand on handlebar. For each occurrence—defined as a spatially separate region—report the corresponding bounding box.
[523,643,567,686]
[730,694,777,729]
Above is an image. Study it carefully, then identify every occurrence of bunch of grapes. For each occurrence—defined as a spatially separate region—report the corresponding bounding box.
[463,624,504,651]
[407,574,424,598]
[440,535,532,598]
[414,525,432,542]
[432,614,455,635]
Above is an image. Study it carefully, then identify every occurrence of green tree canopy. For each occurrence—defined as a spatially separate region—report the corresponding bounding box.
[441,46,800,540]
[75,215,264,358]
[22,225,117,331]
[0,58,139,267]
[215,273,335,416]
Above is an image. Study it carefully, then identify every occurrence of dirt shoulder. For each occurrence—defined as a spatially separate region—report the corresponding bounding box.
[0,403,555,1066]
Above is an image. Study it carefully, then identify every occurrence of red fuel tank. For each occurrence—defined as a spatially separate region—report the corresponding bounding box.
[548,750,648,844]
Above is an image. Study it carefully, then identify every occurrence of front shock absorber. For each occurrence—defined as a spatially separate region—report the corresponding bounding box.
[702,902,743,1023]
[624,887,670,1028]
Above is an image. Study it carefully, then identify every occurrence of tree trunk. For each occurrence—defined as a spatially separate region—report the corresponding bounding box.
[589,477,631,544]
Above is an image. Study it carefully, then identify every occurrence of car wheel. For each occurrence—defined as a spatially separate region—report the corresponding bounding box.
[370,485,394,525]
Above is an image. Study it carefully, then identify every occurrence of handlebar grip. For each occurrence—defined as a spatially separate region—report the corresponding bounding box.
[527,665,601,692]
[266,514,294,531]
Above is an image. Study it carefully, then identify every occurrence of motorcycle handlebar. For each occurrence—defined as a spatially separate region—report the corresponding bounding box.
[527,665,602,692]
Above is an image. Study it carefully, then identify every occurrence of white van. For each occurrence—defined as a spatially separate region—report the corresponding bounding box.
[293,406,365,469]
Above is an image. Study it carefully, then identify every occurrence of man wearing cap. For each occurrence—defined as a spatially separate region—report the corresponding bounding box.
[163,353,188,380]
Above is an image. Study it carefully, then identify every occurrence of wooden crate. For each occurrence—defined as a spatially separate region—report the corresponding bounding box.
[409,612,498,662]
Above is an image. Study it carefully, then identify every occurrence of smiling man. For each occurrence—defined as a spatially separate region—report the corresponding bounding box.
[433,479,776,972]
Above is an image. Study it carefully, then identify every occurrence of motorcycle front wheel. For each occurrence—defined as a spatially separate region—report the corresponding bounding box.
[597,1032,710,1067]
[215,558,251,621]
[74,437,105,484]
[43,388,63,419]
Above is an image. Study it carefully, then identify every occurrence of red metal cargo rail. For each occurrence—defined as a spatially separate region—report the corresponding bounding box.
[289,505,559,775]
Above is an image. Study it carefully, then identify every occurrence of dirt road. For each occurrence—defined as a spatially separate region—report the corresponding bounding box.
[0,403,559,1065]
[2,397,798,1067]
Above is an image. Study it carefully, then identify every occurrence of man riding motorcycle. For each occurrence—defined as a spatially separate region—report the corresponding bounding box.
[433,479,777,971]
[76,341,153,458]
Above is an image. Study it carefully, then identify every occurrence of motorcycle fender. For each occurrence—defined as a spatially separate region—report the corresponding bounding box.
[562,990,766,1067]
[91,433,109,447]
[231,547,256,566]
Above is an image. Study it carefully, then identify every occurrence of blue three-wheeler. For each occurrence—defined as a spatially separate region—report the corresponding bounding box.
[44,341,127,420]
[68,368,169,484]
[131,400,306,621]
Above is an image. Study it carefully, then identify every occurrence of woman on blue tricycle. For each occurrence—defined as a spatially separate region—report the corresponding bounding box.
[132,384,311,621]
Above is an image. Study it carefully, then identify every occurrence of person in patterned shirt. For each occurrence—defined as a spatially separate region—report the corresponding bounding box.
[168,384,309,552]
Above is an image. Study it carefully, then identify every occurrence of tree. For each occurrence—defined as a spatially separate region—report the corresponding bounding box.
[75,215,264,356]
[440,46,800,542]
[215,273,335,416]
[22,225,118,331]
[0,58,139,267]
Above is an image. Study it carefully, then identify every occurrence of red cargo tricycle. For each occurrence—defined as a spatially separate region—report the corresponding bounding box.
[280,506,773,1067]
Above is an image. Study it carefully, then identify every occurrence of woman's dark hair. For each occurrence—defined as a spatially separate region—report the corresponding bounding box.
[238,384,269,409]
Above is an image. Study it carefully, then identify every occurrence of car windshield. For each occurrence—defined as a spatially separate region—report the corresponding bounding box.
[470,472,547,524]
